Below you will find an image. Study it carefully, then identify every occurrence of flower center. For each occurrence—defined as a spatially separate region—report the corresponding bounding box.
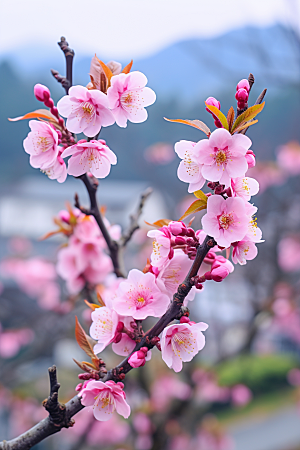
[137,296,145,304]
[123,93,133,104]
[80,101,95,123]
[37,136,52,152]
[215,149,227,165]
[218,213,234,230]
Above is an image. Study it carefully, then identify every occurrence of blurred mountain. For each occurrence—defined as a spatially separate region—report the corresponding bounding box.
[0,24,299,202]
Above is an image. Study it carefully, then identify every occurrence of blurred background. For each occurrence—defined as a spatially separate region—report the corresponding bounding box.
[1,0,300,449]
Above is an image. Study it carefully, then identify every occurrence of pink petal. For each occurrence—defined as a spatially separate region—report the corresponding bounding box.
[139,87,156,106]
[127,71,148,90]
[114,394,131,419]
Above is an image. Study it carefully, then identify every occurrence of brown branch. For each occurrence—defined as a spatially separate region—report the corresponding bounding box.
[0,236,215,450]
[51,36,74,94]
[119,187,153,248]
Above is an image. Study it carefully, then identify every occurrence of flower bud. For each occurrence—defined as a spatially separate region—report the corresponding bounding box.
[128,351,146,368]
[205,271,212,281]
[140,347,148,354]
[205,96,221,110]
[58,210,70,223]
[186,228,195,238]
[168,247,174,259]
[246,150,256,168]
[235,88,249,103]
[34,83,51,102]
[174,236,186,245]
[169,221,186,236]
[180,316,190,324]
[210,264,230,282]
[236,79,250,92]
[44,98,54,109]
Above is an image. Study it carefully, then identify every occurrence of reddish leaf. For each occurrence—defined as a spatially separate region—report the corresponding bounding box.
[227,106,235,131]
[73,358,97,371]
[204,103,229,130]
[122,60,133,74]
[95,57,113,86]
[145,219,172,228]
[96,292,106,307]
[164,118,211,136]
[75,316,95,359]
[179,199,207,221]
[231,102,265,133]
[9,109,58,123]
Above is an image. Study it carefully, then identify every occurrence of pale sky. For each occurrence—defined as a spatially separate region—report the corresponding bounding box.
[0,0,299,59]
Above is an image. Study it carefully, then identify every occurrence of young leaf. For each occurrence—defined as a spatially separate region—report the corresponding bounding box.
[95,57,113,86]
[233,119,258,133]
[75,316,95,359]
[227,107,235,131]
[9,109,58,123]
[84,299,100,310]
[179,199,207,221]
[231,102,265,133]
[204,103,229,130]
[164,118,211,136]
[122,60,133,74]
[193,190,208,203]
[145,219,172,228]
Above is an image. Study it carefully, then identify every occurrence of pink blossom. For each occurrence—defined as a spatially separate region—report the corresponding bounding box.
[23,120,59,169]
[147,227,172,269]
[278,236,300,272]
[235,88,249,109]
[113,269,170,319]
[246,150,256,168]
[202,196,249,248]
[161,321,208,372]
[112,330,136,357]
[232,240,258,265]
[62,139,117,178]
[0,328,34,358]
[236,79,250,92]
[57,85,115,137]
[168,221,187,236]
[230,177,259,201]
[209,256,234,281]
[107,71,156,128]
[231,384,252,407]
[277,141,300,176]
[42,153,67,183]
[206,97,221,110]
[151,375,191,411]
[195,128,252,187]
[79,380,130,421]
[174,140,205,193]
[90,307,121,354]
[156,250,196,301]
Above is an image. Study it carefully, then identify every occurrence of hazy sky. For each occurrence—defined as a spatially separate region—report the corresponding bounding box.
[0,0,299,59]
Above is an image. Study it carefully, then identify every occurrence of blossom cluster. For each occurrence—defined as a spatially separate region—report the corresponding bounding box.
[21,68,156,182]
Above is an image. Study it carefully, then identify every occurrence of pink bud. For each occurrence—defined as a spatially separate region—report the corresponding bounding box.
[246,150,256,168]
[168,247,174,259]
[235,88,249,103]
[34,84,51,102]
[140,347,148,354]
[75,383,83,392]
[174,236,186,245]
[206,96,221,110]
[137,350,146,359]
[236,79,250,92]
[58,210,70,223]
[211,264,229,282]
[180,316,190,324]
[128,351,146,368]
[169,221,186,236]
[44,98,54,109]
[205,271,212,281]
[186,228,195,238]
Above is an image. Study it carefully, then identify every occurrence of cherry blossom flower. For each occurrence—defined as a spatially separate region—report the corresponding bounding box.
[147,227,172,269]
[161,321,208,372]
[23,120,59,169]
[230,177,259,201]
[156,250,196,301]
[107,71,156,128]
[79,380,130,421]
[113,269,170,319]
[42,152,67,183]
[62,139,117,178]
[90,307,121,354]
[174,140,205,193]
[232,239,258,265]
[57,85,115,137]
[201,196,249,248]
[195,128,252,187]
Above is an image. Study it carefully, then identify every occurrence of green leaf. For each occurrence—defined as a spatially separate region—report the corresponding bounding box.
[164,118,211,136]
[193,189,208,203]
[204,103,229,130]
[179,199,207,221]
[231,102,265,133]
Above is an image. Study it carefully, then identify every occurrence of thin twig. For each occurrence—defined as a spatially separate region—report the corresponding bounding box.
[51,36,74,94]
[119,187,153,248]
